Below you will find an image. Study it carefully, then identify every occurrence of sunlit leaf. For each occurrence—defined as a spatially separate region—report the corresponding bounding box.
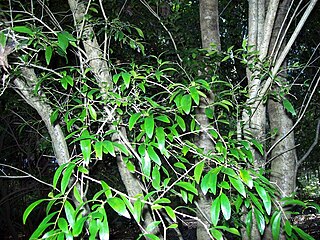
[165,206,176,222]
[254,208,265,235]
[211,196,221,226]
[240,169,253,189]
[220,193,231,220]
[108,197,131,219]
[229,176,246,198]
[129,112,142,130]
[176,181,198,195]
[23,199,46,224]
[271,211,281,240]
[194,161,205,184]
[181,94,192,114]
[255,183,271,215]
[45,46,53,65]
[80,130,91,163]
[61,163,76,194]
[144,116,155,138]
[283,98,296,116]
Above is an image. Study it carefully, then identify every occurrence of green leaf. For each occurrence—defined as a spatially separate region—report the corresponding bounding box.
[108,197,131,219]
[211,196,221,226]
[45,46,53,65]
[189,86,200,105]
[156,127,166,151]
[12,26,33,35]
[165,206,176,222]
[58,218,68,232]
[146,221,161,232]
[283,98,296,116]
[30,212,57,239]
[98,218,109,240]
[292,226,315,240]
[129,112,142,130]
[103,140,115,157]
[121,72,131,88]
[154,198,171,204]
[229,176,246,198]
[220,193,231,220]
[147,146,161,165]
[101,180,112,199]
[210,229,223,240]
[64,200,75,228]
[240,169,253,189]
[248,192,264,213]
[80,130,91,163]
[201,170,218,195]
[176,181,198,195]
[284,220,292,236]
[181,94,192,114]
[61,163,76,193]
[58,32,69,53]
[72,216,87,237]
[175,115,186,131]
[50,109,59,124]
[23,199,46,224]
[88,104,97,120]
[152,166,161,190]
[271,211,281,240]
[255,183,271,215]
[0,32,6,47]
[155,115,170,123]
[73,186,83,204]
[89,219,99,240]
[251,139,264,156]
[53,163,67,189]
[144,116,155,138]
[94,141,103,160]
[133,199,142,222]
[194,161,205,184]
[254,208,265,235]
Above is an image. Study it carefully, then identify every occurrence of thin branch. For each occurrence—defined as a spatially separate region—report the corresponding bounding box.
[266,74,320,156]
[298,119,320,167]
[0,163,54,188]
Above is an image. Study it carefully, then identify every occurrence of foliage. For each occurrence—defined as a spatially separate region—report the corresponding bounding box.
[0,0,319,239]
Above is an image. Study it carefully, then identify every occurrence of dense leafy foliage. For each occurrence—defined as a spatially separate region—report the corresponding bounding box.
[0,0,319,239]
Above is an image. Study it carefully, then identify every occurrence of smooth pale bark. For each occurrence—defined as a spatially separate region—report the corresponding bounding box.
[268,0,296,198]
[268,99,297,196]
[197,1,220,239]
[13,68,70,166]
[68,0,159,235]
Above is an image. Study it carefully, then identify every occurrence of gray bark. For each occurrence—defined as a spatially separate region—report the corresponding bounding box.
[68,0,158,235]
[197,1,220,239]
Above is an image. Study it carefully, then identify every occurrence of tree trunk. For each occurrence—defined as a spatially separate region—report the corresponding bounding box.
[197,1,220,239]
[67,0,159,235]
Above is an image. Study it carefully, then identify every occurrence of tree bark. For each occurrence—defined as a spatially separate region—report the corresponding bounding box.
[197,1,220,239]
[67,0,159,235]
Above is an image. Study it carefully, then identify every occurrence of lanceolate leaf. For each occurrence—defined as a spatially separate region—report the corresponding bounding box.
[156,127,166,151]
[255,183,272,215]
[283,98,296,116]
[211,196,221,226]
[181,94,192,114]
[23,199,46,224]
[45,46,53,65]
[176,181,198,195]
[144,116,155,138]
[165,206,176,222]
[108,197,131,219]
[175,114,186,131]
[194,161,205,184]
[240,169,253,189]
[254,208,265,235]
[64,200,75,228]
[271,211,281,240]
[189,86,200,105]
[60,164,76,194]
[220,193,231,220]
[229,176,246,198]
[147,146,161,165]
[129,112,142,130]
[80,130,91,164]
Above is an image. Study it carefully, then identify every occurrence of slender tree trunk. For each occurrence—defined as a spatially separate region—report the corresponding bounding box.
[267,0,296,199]
[196,1,220,239]
[67,0,159,235]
